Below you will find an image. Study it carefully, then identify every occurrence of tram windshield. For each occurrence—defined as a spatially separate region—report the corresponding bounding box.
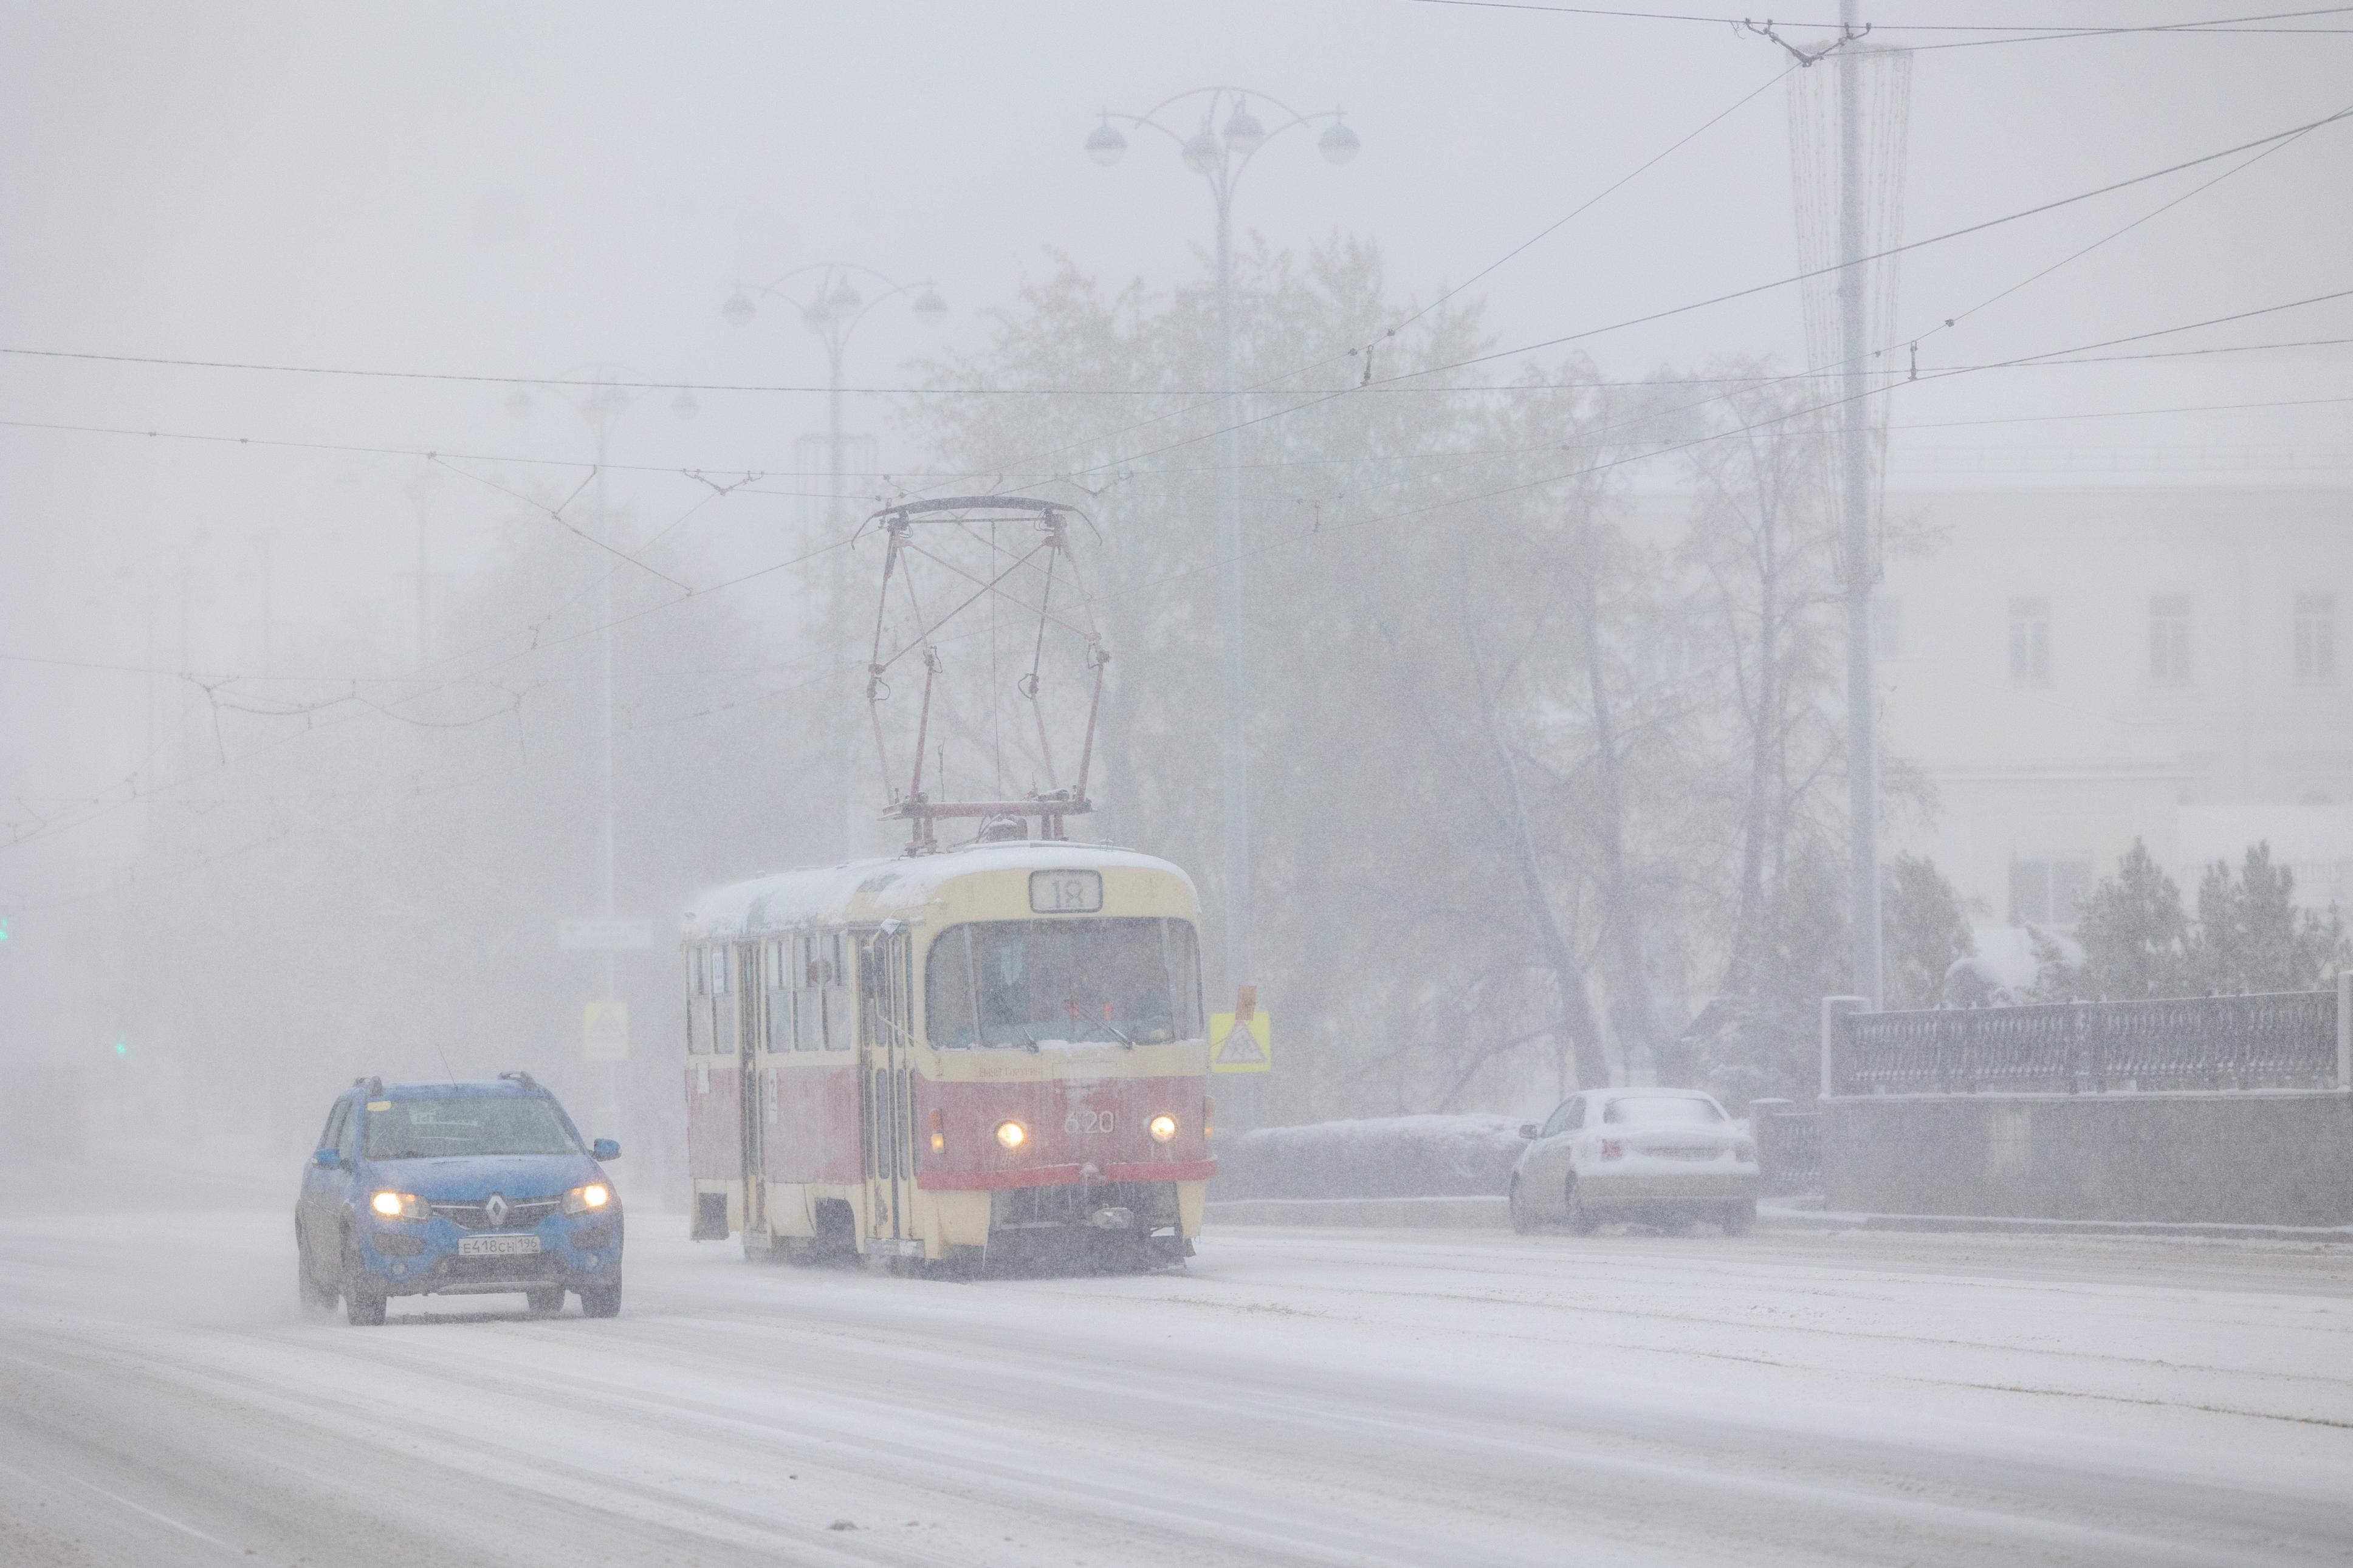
[927,917,1203,1049]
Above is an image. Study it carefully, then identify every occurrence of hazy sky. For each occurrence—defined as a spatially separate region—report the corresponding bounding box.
[5,0,2349,895]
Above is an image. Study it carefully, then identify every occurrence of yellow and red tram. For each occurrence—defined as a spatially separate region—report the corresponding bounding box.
[679,838,1213,1270]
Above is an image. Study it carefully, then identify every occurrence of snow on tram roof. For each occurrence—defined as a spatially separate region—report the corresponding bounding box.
[680,840,1195,940]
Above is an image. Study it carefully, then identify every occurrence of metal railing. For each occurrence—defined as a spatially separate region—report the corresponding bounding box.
[1827,987,2344,1097]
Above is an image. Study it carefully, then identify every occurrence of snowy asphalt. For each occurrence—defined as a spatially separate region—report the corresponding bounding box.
[1,1215,2349,1566]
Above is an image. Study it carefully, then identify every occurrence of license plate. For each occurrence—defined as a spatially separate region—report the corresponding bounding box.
[458,1234,540,1257]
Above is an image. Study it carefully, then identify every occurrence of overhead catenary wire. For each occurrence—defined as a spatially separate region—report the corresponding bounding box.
[1402,0,2353,39]
[13,269,2342,874]
[908,97,2353,504]
[12,86,2350,866]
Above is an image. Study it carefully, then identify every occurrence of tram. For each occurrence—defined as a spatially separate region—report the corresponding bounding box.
[678,496,1215,1270]
[678,836,1213,1268]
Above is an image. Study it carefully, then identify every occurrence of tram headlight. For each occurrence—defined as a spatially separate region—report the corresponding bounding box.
[369,1190,425,1221]
[1148,1114,1178,1143]
[994,1120,1027,1151]
[563,1182,611,1214]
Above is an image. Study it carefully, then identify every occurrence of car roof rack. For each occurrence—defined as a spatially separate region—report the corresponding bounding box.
[352,1075,383,1096]
[497,1070,538,1090]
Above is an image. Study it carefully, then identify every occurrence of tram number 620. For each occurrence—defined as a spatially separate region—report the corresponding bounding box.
[1029,869,1103,914]
[1066,1108,1116,1135]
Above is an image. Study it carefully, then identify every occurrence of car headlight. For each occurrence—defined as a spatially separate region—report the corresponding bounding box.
[369,1190,425,1221]
[1148,1114,1178,1143]
[563,1182,611,1215]
[994,1120,1026,1151]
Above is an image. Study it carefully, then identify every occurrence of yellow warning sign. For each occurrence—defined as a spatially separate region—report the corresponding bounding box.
[1209,1009,1271,1073]
[583,1000,630,1063]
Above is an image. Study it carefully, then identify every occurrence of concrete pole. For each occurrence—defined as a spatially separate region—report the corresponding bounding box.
[827,315,859,862]
[1838,0,1883,1011]
[1821,994,1866,1100]
[1215,180,1252,1012]
[413,495,431,668]
[595,439,620,1136]
[2336,968,2351,1090]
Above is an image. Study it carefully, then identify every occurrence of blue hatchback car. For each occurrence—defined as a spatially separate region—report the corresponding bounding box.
[295,1072,624,1325]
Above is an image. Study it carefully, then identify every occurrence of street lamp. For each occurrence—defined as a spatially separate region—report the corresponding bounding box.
[337,460,448,670]
[720,262,947,856]
[1081,84,1361,1016]
[720,262,945,533]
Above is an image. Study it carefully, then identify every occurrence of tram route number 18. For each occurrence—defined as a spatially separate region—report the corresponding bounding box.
[1029,869,1104,914]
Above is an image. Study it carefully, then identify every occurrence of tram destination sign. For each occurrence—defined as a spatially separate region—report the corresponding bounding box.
[1029,869,1103,914]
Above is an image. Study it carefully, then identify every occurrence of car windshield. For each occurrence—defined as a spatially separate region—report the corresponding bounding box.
[927,917,1203,1048]
[1602,1095,1724,1126]
[362,1096,579,1159]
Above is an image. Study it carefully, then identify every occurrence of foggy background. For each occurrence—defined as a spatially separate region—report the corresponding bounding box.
[5,1,2349,1203]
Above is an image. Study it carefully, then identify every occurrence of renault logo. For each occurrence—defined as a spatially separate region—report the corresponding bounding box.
[484,1193,509,1228]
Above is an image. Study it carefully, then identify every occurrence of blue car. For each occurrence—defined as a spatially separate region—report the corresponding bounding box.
[295,1072,624,1325]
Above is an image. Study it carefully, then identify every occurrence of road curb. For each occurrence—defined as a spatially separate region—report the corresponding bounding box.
[1759,1205,2353,1244]
[1206,1196,1509,1228]
[1205,1195,2353,1244]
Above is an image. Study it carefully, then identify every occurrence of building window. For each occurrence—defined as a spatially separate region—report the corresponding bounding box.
[2149,595,2191,686]
[2009,858,2090,928]
[2296,594,2335,683]
[2008,597,2050,683]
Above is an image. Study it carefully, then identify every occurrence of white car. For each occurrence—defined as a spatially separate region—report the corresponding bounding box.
[1509,1087,1760,1235]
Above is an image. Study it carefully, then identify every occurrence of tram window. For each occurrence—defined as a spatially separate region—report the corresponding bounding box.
[941,917,1202,1049]
[710,947,727,995]
[822,932,851,1050]
[689,948,706,998]
[794,934,822,1050]
[764,940,791,1053]
[925,926,979,1049]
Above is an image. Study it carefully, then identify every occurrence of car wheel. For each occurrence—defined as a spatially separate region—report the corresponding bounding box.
[525,1287,565,1315]
[345,1279,387,1326]
[295,1239,336,1313]
[1564,1179,1599,1236]
[1508,1179,1537,1235]
[1720,1200,1757,1237]
[580,1275,622,1318]
[340,1227,387,1326]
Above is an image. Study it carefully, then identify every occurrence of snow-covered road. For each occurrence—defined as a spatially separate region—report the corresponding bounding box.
[2,1214,2348,1566]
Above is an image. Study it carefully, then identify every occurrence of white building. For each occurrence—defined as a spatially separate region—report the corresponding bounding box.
[1878,467,2351,934]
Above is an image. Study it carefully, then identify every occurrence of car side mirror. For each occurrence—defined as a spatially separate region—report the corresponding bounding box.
[312,1148,342,1169]
[591,1138,622,1162]
[1519,1123,1539,1140]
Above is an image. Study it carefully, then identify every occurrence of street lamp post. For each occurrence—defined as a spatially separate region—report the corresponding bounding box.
[721,265,946,854]
[338,461,450,668]
[507,369,695,1131]
[1082,87,1359,1012]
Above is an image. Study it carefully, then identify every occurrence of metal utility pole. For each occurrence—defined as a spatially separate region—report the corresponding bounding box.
[1837,0,1884,1009]
[1083,87,1360,1005]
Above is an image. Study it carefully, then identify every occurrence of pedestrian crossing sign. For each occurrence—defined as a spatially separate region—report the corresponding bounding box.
[583,1001,630,1063]
[1209,1008,1271,1073]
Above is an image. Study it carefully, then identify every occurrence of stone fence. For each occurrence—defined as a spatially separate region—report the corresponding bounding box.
[1818,973,2353,1226]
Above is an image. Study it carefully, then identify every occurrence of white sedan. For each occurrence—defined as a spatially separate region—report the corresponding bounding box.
[1509,1087,1760,1235]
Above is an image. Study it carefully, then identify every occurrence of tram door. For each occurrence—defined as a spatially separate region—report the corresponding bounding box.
[860,926,915,1246]
[736,941,766,1237]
